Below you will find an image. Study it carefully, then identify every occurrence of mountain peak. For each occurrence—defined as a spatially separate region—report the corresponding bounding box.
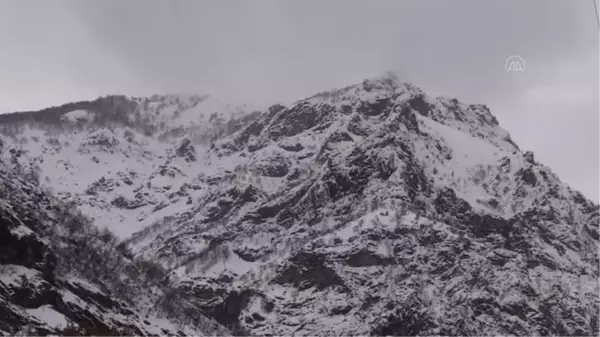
[0,73,598,336]
[362,70,401,88]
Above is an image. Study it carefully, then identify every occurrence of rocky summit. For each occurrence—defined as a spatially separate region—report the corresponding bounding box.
[0,72,598,336]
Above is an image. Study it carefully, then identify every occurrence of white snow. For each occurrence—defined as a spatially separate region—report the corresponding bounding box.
[67,277,103,294]
[0,265,41,287]
[416,114,520,213]
[197,249,261,278]
[26,305,69,329]
[9,224,34,238]
[419,115,502,167]
[61,110,93,123]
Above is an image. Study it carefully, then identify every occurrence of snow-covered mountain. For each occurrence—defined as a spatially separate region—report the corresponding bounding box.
[0,144,229,335]
[1,72,598,336]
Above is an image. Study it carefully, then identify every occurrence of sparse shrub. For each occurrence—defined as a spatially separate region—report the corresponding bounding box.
[393,204,407,223]
[123,129,135,142]
[64,322,127,336]
[472,165,487,185]
[47,137,61,146]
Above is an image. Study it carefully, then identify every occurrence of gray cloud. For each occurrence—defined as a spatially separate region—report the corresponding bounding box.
[0,0,598,200]
[63,1,595,100]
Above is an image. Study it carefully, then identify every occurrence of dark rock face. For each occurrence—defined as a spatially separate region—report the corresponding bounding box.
[518,167,538,187]
[233,247,267,263]
[342,248,394,267]
[175,138,196,162]
[357,98,392,117]
[0,211,52,274]
[253,154,291,178]
[405,94,434,117]
[371,306,434,336]
[347,114,370,137]
[279,143,304,152]
[267,104,317,140]
[169,280,256,333]
[585,219,600,240]
[316,131,355,163]
[111,195,147,210]
[467,104,499,126]
[439,98,465,122]
[389,105,420,133]
[4,275,56,309]
[234,120,263,149]
[434,188,472,217]
[0,162,227,335]
[0,208,147,335]
[523,150,535,164]
[273,251,349,292]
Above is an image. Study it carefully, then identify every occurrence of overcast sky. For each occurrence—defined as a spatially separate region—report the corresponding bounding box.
[0,0,598,201]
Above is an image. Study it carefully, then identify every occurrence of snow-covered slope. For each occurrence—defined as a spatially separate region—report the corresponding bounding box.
[0,93,261,239]
[0,148,230,335]
[0,72,598,336]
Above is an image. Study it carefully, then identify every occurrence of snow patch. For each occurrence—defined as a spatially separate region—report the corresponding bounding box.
[61,110,93,123]
[26,305,69,329]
